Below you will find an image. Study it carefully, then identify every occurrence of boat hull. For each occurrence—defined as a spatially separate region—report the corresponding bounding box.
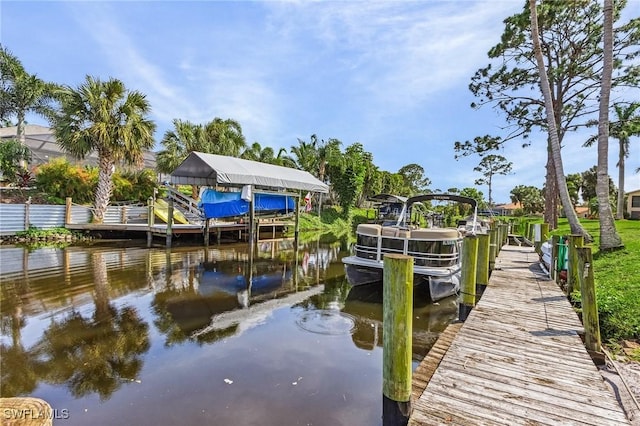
[343,256,459,302]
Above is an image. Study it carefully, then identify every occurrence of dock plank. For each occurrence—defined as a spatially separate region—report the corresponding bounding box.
[409,245,630,425]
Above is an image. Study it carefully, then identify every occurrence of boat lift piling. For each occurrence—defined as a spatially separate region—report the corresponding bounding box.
[383,254,414,426]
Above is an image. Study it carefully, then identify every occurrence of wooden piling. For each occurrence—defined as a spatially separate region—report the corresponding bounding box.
[147,197,154,248]
[459,235,478,321]
[476,233,490,289]
[550,235,559,282]
[383,254,413,425]
[65,197,72,225]
[567,234,584,296]
[166,198,174,248]
[204,219,210,246]
[488,229,497,271]
[577,247,601,354]
[294,193,301,248]
[540,222,549,241]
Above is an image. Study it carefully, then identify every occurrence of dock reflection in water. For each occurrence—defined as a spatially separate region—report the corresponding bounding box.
[0,238,457,426]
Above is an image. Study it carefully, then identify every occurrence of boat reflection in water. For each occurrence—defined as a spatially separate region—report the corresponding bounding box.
[343,282,457,361]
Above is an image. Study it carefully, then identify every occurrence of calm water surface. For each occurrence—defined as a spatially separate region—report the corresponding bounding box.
[0,237,457,426]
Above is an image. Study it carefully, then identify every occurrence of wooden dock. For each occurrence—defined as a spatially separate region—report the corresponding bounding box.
[66,219,293,244]
[409,245,630,426]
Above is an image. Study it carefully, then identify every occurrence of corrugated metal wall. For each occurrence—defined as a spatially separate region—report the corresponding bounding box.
[29,205,66,229]
[0,204,27,235]
[0,204,150,235]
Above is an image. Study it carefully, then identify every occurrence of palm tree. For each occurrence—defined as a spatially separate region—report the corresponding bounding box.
[50,76,156,223]
[610,103,640,219]
[0,46,58,164]
[156,119,206,174]
[529,0,590,240]
[595,0,622,250]
[204,117,246,157]
[290,136,318,174]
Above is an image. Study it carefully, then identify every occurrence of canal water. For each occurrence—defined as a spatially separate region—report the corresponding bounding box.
[0,236,458,426]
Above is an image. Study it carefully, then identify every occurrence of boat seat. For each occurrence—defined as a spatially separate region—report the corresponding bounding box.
[357,224,381,236]
[411,228,461,240]
[381,227,398,237]
[397,229,411,238]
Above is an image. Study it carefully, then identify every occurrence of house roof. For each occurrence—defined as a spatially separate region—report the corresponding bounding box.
[494,202,522,210]
[170,151,329,193]
[0,125,156,169]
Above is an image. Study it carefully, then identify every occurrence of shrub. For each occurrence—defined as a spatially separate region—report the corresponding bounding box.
[35,158,96,204]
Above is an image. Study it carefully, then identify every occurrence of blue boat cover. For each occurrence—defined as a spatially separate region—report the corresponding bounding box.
[199,189,295,219]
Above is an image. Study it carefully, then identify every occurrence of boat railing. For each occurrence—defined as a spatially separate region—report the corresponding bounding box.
[353,224,462,268]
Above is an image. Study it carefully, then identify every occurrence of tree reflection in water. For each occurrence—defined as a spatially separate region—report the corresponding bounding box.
[32,251,150,401]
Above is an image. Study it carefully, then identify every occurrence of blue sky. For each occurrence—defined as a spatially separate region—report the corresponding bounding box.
[2,1,639,203]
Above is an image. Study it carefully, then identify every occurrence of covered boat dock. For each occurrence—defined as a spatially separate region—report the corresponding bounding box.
[169,152,329,247]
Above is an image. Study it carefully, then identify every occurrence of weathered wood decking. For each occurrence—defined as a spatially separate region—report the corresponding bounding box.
[410,245,630,426]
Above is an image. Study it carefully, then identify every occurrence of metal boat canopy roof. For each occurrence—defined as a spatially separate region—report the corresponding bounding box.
[368,193,408,204]
[406,193,478,209]
[170,152,329,193]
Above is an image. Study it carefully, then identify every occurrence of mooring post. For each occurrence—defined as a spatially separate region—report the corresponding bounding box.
[577,247,601,354]
[476,233,490,293]
[488,228,497,271]
[567,234,584,296]
[500,223,509,248]
[166,198,174,248]
[382,253,413,426]
[147,197,154,248]
[550,235,560,282]
[459,235,479,321]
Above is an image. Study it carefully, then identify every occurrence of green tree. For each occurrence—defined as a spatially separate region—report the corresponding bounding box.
[510,185,544,215]
[331,143,367,217]
[581,166,617,208]
[380,171,405,196]
[469,0,639,229]
[0,138,31,182]
[0,46,58,154]
[50,76,156,223]
[460,187,486,213]
[397,163,430,195]
[473,154,512,206]
[565,173,584,207]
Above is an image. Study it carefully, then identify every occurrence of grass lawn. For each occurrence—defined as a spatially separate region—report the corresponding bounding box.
[549,219,640,349]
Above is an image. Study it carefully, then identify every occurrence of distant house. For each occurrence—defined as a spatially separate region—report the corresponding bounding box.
[627,189,640,220]
[0,125,157,170]
[493,202,522,216]
[575,205,589,218]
